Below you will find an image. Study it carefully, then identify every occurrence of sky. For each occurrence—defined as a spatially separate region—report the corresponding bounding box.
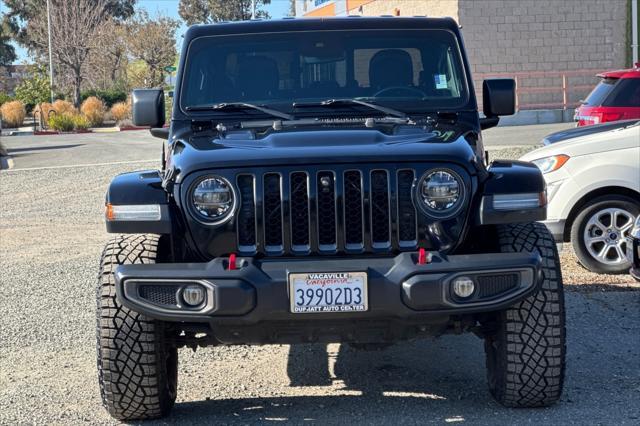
[2,0,294,64]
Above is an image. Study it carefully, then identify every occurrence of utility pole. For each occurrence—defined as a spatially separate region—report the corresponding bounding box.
[251,0,256,19]
[46,0,54,102]
[633,0,638,65]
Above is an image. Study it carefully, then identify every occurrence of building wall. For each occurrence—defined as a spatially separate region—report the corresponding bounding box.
[304,2,336,17]
[297,0,630,109]
[359,0,458,21]
[458,0,629,107]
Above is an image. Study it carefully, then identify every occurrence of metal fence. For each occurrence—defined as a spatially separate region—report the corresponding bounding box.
[474,69,604,111]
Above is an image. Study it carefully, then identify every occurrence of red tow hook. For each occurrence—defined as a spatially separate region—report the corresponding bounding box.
[228,253,237,270]
[417,248,432,265]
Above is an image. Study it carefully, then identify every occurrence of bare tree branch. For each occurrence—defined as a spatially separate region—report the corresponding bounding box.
[29,0,109,105]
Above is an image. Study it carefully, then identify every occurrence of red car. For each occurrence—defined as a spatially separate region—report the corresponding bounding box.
[574,65,640,126]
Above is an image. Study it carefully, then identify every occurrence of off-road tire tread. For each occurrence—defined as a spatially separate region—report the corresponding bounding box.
[485,223,566,407]
[96,234,177,420]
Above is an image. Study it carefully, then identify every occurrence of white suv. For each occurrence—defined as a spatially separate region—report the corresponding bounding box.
[520,120,640,274]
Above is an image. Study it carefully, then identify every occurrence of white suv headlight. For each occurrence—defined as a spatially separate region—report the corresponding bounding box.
[531,154,570,174]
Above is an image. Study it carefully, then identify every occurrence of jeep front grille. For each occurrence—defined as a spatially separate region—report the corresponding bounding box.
[235,167,419,256]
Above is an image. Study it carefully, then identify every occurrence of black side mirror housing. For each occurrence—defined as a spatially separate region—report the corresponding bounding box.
[480,79,516,130]
[483,79,516,117]
[131,89,165,127]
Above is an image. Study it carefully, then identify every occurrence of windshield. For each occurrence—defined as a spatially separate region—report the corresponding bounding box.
[180,29,469,114]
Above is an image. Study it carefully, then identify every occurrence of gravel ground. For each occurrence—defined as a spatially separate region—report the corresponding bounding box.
[1,129,638,424]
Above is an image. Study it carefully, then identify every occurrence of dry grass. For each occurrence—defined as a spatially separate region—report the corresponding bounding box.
[110,101,130,122]
[80,96,106,127]
[52,100,77,116]
[0,100,27,128]
[33,102,54,126]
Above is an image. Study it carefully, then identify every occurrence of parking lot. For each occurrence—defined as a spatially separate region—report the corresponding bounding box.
[1,125,639,425]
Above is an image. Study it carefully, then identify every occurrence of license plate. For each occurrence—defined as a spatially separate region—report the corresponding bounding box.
[289,272,368,314]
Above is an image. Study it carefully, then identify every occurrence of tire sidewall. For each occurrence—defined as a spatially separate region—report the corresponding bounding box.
[571,196,639,274]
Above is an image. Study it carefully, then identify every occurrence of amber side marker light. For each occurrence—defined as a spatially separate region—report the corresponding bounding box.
[105,203,162,221]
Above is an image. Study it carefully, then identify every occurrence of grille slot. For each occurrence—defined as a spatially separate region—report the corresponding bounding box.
[344,170,364,249]
[317,171,337,250]
[370,170,391,248]
[397,170,417,246]
[263,173,283,252]
[234,166,420,256]
[138,285,179,306]
[237,175,256,251]
[477,274,518,298]
[290,172,310,251]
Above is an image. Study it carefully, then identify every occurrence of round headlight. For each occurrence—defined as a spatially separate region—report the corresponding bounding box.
[417,169,464,217]
[191,176,235,224]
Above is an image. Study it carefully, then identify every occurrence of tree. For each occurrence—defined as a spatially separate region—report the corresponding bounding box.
[0,21,17,66]
[1,0,136,102]
[126,11,179,88]
[178,0,271,25]
[35,0,111,106]
[1,0,136,51]
[85,20,129,90]
[14,66,51,111]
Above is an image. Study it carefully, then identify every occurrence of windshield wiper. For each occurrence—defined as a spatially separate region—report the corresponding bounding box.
[185,102,294,120]
[293,98,407,119]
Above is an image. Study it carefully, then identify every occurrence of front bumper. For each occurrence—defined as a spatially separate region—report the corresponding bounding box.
[115,251,542,326]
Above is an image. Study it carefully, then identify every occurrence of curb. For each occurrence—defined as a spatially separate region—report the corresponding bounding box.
[4,126,150,136]
[0,155,14,170]
[33,130,93,135]
[119,126,150,131]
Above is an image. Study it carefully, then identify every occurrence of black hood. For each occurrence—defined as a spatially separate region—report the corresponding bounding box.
[168,128,481,184]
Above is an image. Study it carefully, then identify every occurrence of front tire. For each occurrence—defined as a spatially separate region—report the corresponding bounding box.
[570,195,638,274]
[484,223,566,407]
[96,234,178,421]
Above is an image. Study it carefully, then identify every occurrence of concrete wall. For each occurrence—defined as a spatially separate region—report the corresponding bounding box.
[458,0,629,108]
[303,0,630,111]
[359,0,459,21]
[297,0,631,120]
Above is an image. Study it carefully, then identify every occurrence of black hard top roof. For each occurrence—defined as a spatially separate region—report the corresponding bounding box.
[183,16,460,41]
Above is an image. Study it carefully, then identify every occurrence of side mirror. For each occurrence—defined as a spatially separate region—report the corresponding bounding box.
[480,79,516,130]
[132,89,165,127]
[483,79,516,117]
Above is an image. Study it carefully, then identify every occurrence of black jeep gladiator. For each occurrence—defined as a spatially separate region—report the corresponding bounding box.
[97,17,565,420]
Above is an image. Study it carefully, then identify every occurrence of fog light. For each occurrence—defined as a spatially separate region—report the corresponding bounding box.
[452,277,475,298]
[181,284,205,306]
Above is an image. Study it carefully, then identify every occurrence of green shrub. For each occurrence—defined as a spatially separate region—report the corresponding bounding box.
[81,89,127,107]
[72,114,90,130]
[48,113,75,131]
[0,92,14,106]
[14,67,50,112]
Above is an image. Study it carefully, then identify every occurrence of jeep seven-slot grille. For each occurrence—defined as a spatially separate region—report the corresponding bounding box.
[236,168,418,256]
